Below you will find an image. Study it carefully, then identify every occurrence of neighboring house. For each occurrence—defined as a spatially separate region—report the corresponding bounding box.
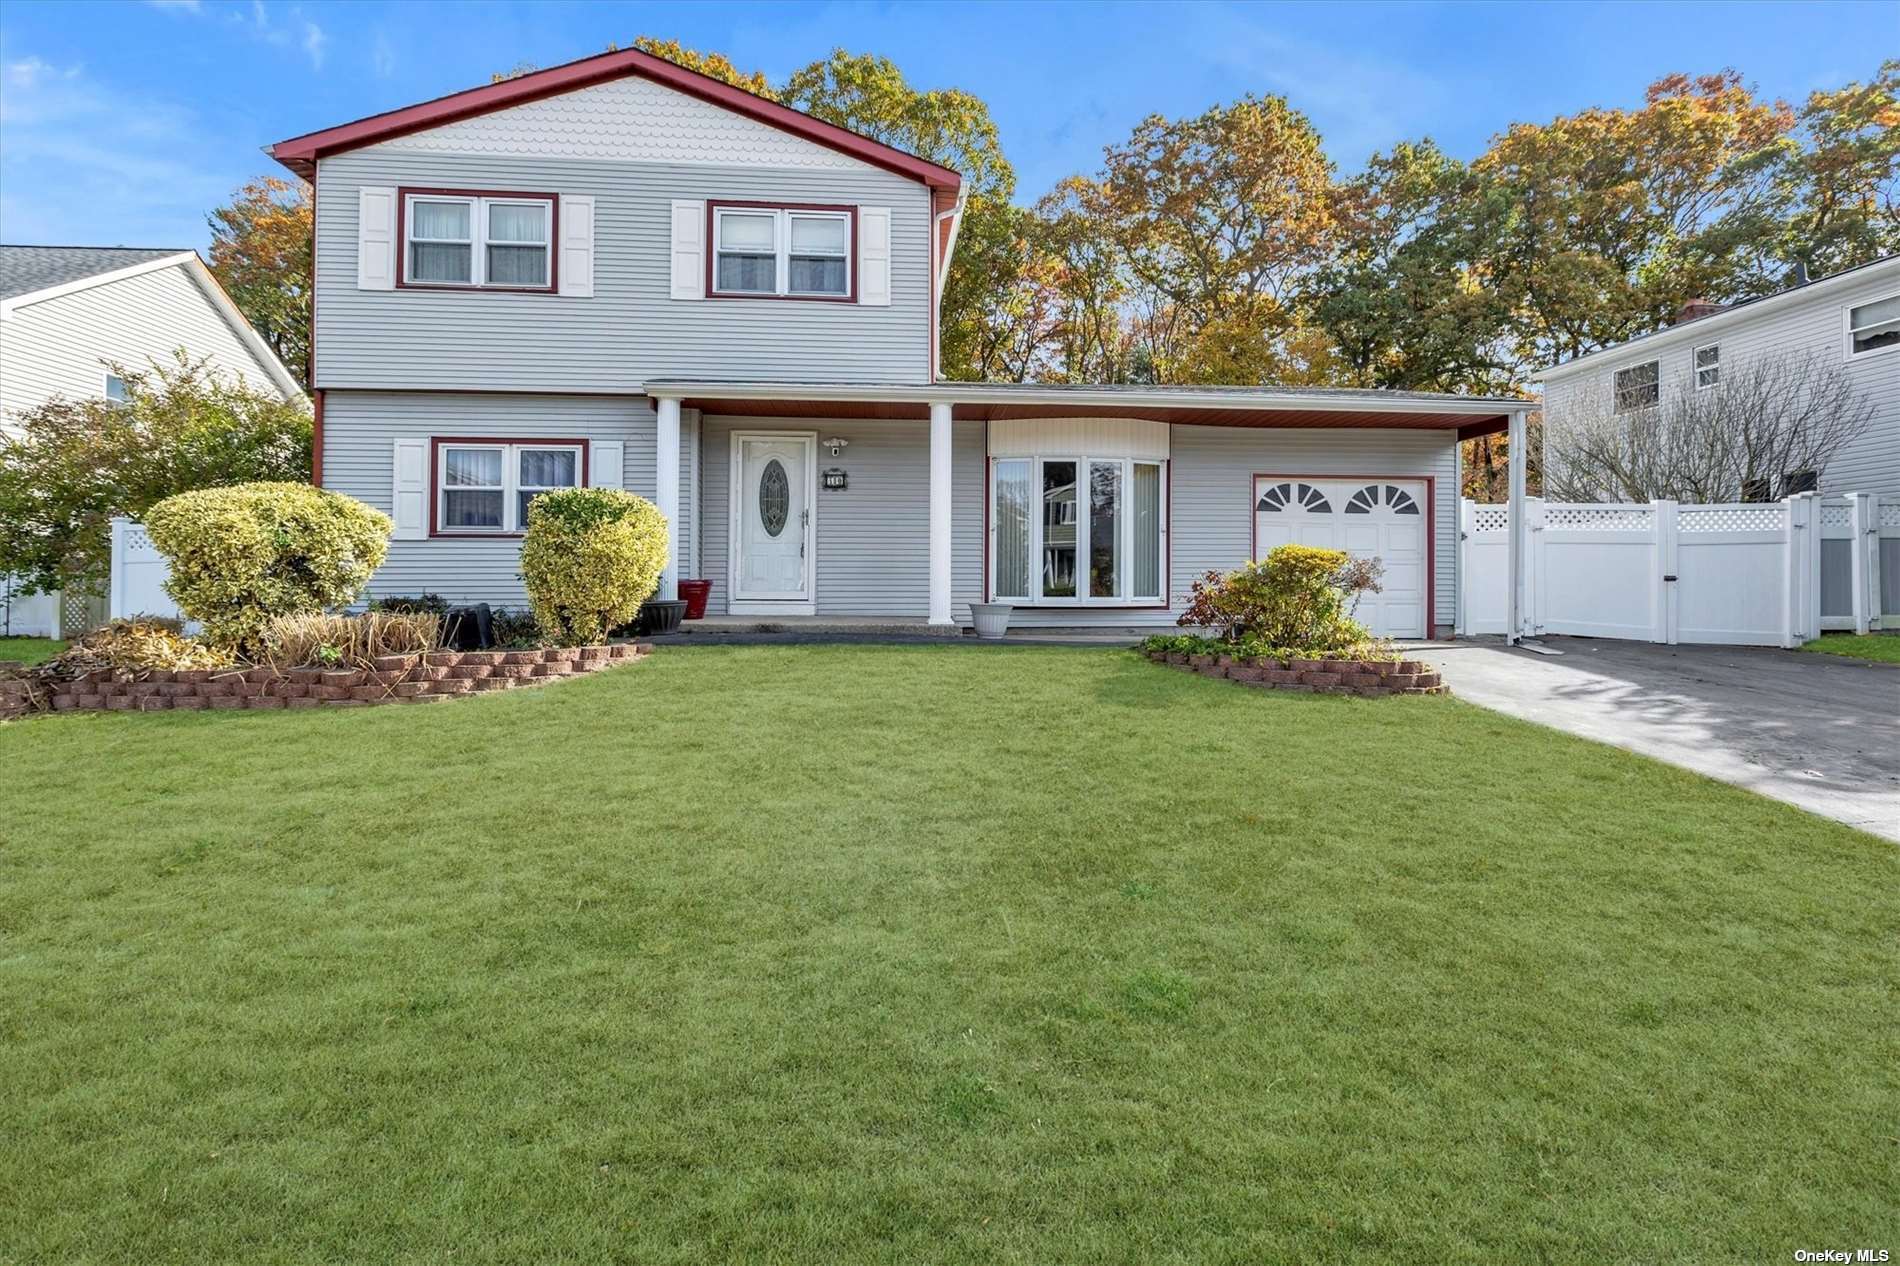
[268,47,1533,638]
[1537,254,1900,498]
[0,245,306,636]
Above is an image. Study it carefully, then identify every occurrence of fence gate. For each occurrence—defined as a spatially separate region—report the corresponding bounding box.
[108,518,185,624]
[1458,494,1868,647]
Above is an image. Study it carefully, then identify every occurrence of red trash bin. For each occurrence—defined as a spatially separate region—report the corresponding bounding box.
[677,579,712,620]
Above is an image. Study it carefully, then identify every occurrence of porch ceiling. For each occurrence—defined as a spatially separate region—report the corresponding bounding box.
[645,381,1522,439]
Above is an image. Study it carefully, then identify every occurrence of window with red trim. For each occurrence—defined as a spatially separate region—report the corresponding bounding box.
[435,440,583,534]
[401,189,557,291]
[710,202,854,299]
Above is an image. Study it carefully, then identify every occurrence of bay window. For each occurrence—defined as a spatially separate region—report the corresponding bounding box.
[402,190,555,291]
[991,456,1166,605]
[434,440,583,535]
[711,203,854,299]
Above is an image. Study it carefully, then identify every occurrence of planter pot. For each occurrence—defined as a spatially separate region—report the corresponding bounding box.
[677,579,712,620]
[634,599,687,636]
[969,602,1013,640]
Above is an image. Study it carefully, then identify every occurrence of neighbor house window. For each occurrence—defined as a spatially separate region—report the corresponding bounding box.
[103,373,128,404]
[1846,294,1900,358]
[991,456,1165,605]
[402,190,555,290]
[434,440,583,534]
[1694,344,1721,389]
[1613,360,1660,412]
[711,203,854,299]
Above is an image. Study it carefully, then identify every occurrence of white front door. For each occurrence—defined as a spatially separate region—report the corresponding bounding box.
[732,433,815,610]
[1253,477,1428,638]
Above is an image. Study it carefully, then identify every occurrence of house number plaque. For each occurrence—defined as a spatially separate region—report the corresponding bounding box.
[822,468,849,491]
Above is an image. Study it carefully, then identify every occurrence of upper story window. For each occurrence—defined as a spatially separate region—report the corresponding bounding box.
[402,189,556,292]
[1694,344,1720,389]
[1613,359,1660,413]
[103,373,129,404]
[710,203,855,301]
[1846,294,1900,358]
[434,439,583,535]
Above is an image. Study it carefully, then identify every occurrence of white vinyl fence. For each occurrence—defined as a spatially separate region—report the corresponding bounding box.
[1459,492,1898,647]
[108,517,186,624]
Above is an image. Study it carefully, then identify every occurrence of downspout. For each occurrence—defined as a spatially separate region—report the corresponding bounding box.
[931,186,969,381]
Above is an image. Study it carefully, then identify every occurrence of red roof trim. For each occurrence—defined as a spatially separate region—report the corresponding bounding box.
[268,46,963,191]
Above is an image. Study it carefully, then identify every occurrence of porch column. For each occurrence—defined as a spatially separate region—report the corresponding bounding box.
[655,395,681,602]
[929,400,953,626]
[1506,407,1528,645]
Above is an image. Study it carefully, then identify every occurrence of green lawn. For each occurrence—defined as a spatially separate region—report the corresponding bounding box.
[0,635,63,665]
[2,645,1894,1263]
[1801,631,1900,663]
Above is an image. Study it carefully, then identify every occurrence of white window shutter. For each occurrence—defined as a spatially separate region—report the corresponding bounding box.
[391,438,427,540]
[559,195,595,298]
[358,186,397,291]
[670,200,705,300]
[591,441,624,490]
[858,206,891,306]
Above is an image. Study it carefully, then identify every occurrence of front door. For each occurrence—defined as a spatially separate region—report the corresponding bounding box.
[1253,477,1428,638]
[732,433,815,609]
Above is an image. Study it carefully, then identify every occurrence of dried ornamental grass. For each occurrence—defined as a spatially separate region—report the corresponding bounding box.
[256,610,441,671]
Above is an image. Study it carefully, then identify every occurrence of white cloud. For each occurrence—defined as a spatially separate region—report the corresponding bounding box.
[3,57,80,92]
[370,32,396,79]
[145,0,204,11]
[300,17,327,70]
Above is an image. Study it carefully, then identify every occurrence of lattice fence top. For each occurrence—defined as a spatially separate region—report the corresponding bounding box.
[1546,505,1654,531]
[1820,503,1852,528]
[1470,506,1509,533]
[1882,499,1900,528]
[122,524,159,556]
[1678,506,1786,533]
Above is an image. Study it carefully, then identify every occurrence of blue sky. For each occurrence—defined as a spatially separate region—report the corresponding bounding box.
[0,0,1887,251]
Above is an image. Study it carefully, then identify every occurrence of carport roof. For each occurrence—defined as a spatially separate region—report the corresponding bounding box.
[642,380,1533,438]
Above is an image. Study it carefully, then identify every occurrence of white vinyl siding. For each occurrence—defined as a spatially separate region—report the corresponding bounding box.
[0,260,295,432]
[316,149,932,388]
[1543,263,1900,496]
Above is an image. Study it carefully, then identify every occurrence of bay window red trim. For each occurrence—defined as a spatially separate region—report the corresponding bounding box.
[706,200,858,303]
[429,436,589,538]
[397,187,560,294]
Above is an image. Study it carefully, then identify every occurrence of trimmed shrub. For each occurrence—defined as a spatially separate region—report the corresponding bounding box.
[1178,544,1383,651]
[143,481,391,653]
[519,489,668,645]
[257,610,440,671]
[369,593,450,616]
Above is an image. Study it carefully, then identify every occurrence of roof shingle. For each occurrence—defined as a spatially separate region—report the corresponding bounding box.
[0,245,191,302]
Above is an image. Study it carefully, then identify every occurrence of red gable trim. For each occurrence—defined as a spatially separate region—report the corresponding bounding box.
[268,46,963,192]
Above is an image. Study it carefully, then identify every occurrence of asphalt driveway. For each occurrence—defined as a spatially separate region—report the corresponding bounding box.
[1415,637,1900,842]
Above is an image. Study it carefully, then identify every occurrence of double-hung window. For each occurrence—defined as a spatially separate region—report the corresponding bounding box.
[1846,294,1900,358]
[711,203,853,299]
[1694,344,1720,389]
[991,456,1166,605]
[436,440,583,534]
[403,190,555,290]
[1612,359,1660,413]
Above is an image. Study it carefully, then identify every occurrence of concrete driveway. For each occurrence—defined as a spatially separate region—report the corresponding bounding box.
[1413,637,1900,842]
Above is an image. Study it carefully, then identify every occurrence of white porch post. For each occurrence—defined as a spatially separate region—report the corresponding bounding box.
[654,395,681,602]
[1506,407,1528,645]
[929,400,953,626]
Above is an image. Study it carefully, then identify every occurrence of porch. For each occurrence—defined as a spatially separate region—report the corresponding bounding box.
[642,380,1536,639]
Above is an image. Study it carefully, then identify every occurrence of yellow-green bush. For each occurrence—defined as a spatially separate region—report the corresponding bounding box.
[143,482,391,653]
[519,488,668,645]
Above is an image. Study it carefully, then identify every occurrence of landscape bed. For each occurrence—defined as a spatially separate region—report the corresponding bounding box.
[1,644,1892,1262]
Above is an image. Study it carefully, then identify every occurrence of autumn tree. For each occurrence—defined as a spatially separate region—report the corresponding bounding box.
[1772,59,1900,277]
[1477,71,1795,371]
[208,176,313,389]
[628,37,775,98]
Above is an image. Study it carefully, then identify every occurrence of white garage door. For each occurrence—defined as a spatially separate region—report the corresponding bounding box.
[1253,477,1428,638]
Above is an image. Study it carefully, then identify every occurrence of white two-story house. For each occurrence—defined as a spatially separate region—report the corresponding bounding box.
[1536,255,1900,499]
[270,47,1534,637]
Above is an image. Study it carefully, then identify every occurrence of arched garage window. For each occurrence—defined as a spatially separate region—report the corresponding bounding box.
[1256,482,1332,513]
[1345,484,1419,514]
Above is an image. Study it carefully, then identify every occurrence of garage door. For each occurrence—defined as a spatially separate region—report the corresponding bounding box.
[1253,477,1428,638]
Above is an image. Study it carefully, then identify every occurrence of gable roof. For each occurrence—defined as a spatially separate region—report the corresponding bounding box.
[268,46,963,192]
[0,245,191,301]
[1534,253,1900,382]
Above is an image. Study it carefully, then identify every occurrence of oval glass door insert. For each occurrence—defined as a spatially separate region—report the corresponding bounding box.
[759,459,790,536]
